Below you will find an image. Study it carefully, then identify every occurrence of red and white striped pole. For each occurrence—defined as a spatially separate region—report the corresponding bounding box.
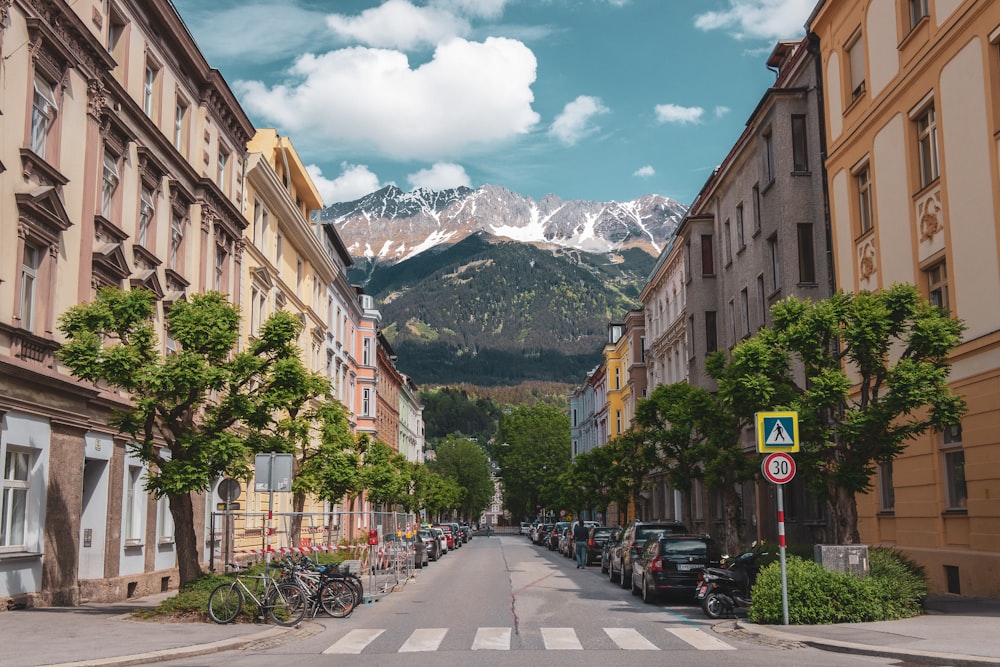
[776,484,789,626]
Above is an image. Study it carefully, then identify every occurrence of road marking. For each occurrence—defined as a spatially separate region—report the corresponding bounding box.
[399,628,448,652]
[472,627,512,650]
[604,627,659,650]
[667,627,735,650]
[541,627,582,650]
[322,628,385,654]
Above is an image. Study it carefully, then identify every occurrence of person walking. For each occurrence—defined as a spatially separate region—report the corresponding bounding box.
[573,519,590,568]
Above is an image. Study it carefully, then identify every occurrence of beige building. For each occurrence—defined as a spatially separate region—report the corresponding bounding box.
[0,0,252,605]
[808,0,1000,595]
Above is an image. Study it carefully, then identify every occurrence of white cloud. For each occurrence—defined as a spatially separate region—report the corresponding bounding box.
[694,0,813,40]
[326,0,469,50]
[432,0,510,19]
[179,3,330,63]
[549,95,610,146]
[306,163,384,204]
[407,162,472,190]
[655,104,705,125]
[715,105,731,118]
[633,165,655,178]
[236,37,539,161]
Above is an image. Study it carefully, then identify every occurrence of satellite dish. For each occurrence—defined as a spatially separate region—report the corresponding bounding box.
[218,478,242,502]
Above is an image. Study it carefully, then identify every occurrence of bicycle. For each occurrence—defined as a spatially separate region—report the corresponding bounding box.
[277,555,358,619]
[207,562,308,626]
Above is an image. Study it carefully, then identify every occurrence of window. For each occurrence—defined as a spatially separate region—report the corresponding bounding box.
[252,200,267,249]
[797,223,816,283]
[19,244,40,333]
[174,99,187,153]
[157,496,174,544]
[736,204,745,249]
[143,60,159,117]
[276,232,283,263]
[124,465,144,544]
[847,31,866,101]
[792,115,809,172]
[926,260,949,311]
[31,75,58,158]
[217,149,229,191]
[723,220,732,265]
[908,0,929,29]
[740,287,750,337]
[728,299,737,344]
[361,387,372,417]
[137,188,154,247]
[362,337,372,366]
[752,184,762,234]
[107,10,126,57]
[215,248,226,291]
[169,215,183,271]
[101,151,120,219]
[857,164,874,235]
[705,311,718,353]
[756,275,767,327]
[763,130,774,183]
[164,327,178,356]
[296,258,304,297]
[0,449,30,550]
[942,423,966,510]
[878,461,895,511]
[768,234,781,292]
[614,366,621,389]
[701,235,715,275]
[915,103,939,189]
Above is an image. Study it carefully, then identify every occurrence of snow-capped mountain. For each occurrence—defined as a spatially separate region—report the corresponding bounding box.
[316,184,687,263]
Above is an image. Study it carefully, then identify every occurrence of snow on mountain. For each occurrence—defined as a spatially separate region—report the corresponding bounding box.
[316,184,687,263]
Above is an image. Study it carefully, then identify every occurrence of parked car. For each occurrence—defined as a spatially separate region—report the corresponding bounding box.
[600,527,622,573]
[558,525,574,557]
[459,523,472,541]
[587,525,617,566]
[417,528,441,562]
[609,520,688,588]
[534,523,553,545]
[381,533,427,569]
[630,534,723,603]
[520,522,531,535]
[434,524,457,549]
[431,527,448,554]
[548,521,571,550]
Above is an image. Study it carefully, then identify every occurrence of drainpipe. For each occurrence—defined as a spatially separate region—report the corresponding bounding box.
[808,31,837,298]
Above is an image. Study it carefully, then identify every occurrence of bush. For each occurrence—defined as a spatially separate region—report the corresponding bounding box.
[748,548,927,625]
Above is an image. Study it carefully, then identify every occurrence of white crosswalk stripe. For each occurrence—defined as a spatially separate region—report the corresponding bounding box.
[541,627,583,650]
[321,626,736,653]
[322,628,384,654]
[604,627,659,650]
[399,628,449,652]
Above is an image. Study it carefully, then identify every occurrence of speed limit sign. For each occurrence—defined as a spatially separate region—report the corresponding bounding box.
[762,452,796,485]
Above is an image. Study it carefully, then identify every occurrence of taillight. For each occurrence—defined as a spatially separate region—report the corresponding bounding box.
[650,557,663,572]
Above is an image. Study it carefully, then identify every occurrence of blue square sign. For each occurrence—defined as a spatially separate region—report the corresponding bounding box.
[756,411,799,453]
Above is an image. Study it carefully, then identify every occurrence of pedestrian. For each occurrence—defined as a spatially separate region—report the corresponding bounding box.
[573,519,590,568]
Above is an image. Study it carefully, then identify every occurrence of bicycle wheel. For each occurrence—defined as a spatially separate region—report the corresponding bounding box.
[320,580,356,618]
[207,581,244,624]
[267,582,308,627]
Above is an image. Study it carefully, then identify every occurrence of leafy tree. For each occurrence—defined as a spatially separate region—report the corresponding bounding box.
[416,468,462,522]
[720,285,966,543]
[360,439,408,509]
[495,403,571,521]
[57,289,322,585]
[600,429,660,524]
[569,446,616,519]
[427,435,494,521]
[420,388,500,444]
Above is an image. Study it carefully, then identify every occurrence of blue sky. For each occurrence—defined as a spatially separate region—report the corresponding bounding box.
[170,0,816,206]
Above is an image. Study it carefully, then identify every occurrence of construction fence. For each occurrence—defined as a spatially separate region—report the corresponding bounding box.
[208,510,421,600]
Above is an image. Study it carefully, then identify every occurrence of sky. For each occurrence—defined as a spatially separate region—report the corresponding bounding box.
[169,0,817,207]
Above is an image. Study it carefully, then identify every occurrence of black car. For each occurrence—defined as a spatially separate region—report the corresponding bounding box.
[548,521,571,550]
[630,534,722,603]
[608,520,688,588]
[534,523,554,545]
[587,526,617,566]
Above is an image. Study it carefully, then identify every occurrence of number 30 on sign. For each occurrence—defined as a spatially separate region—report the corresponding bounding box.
[762,452,796,485]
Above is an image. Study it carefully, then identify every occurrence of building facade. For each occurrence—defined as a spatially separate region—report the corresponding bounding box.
[808,0,1000,596]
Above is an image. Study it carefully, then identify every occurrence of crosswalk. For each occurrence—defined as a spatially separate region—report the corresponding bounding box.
[322,626,736,653]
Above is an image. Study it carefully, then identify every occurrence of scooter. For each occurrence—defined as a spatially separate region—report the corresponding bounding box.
[696,549,767,619]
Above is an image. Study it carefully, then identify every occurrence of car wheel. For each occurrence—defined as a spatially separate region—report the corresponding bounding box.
[631,572,641,596]
[619,561,630,589]
[642,576,656,604]
[600,559,609,574]
[701,592,725,619]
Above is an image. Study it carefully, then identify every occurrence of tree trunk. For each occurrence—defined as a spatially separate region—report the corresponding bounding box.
[722,485,743,557]
[289,491,305,547]
[826,483,861,544]
[169,492,203,587]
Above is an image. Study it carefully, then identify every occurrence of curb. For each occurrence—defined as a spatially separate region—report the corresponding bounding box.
[736,621,1000,667]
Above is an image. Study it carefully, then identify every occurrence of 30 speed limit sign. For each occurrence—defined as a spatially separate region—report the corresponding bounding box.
[762,452,796,485]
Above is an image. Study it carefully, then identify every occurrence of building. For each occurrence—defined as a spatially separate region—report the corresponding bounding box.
[641,237,688,390]
[375,331,402,453]
[398,376,425,463]
[0,0,252,605]
[808,0,1000,596]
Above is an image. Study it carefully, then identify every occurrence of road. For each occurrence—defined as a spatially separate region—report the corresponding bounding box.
[158,535,898,666]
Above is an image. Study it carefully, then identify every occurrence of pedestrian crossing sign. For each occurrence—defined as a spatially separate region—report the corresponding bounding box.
[756,411,799,453]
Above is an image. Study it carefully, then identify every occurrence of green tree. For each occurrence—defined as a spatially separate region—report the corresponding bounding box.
[294,401,361,538]
[495,403,571,521]
[360,439,408,509]
[57,288,323,585]
[721,285,966,543]
[428,435,494,521]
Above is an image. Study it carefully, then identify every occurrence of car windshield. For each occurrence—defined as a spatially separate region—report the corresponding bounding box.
[661,539,711,557]
[592,527,614,538]
[635,527,669,541]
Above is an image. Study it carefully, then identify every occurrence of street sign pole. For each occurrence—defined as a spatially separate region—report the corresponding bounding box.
[777,483,789,626]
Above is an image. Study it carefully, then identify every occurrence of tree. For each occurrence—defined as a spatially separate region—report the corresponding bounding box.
[428,435,494,521]
[721,285,966,543]
[494,403,571,520]
[601,430,659,524]
[360,439,408,510]
[57,288,324,585]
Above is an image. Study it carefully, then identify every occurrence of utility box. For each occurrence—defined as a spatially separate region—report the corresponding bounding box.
[814,544,869,577]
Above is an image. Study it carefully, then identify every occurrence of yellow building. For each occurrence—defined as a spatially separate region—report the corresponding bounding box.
[808,0,1000,595]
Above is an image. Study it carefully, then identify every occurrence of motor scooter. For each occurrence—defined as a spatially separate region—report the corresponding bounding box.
[696,549,767,619]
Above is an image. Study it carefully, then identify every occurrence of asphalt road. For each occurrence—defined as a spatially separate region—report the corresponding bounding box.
[154,535,899,667]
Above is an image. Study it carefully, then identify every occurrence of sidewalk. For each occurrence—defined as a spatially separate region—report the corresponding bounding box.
[721,595,1000,666]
